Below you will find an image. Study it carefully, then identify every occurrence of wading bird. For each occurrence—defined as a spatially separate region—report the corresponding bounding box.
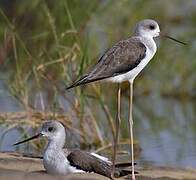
[66,19,186,180]
[14,120,134,178]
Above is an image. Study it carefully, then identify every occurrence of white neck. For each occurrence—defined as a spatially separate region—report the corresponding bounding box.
[46,135,65,150]
[139,35,157,54]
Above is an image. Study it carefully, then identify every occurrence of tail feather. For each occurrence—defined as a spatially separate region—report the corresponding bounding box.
[114,162,138,178]
[119,169,132,177]
[66,75,107,90]
[115,162,136,168]
[117,169,138,178]
[66,75,88,90]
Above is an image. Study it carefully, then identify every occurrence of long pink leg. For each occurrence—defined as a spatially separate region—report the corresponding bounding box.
[111,83,121,178]
[128,81,135,180]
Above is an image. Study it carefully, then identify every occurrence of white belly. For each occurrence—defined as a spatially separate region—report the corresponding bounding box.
[43,149,84,175]
[108,47,155,83]
[107,35,157,83]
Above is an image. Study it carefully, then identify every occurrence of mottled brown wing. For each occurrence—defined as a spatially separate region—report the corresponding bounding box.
[66,37,146,89]
[67,150,112,177]
[67,150,131,178]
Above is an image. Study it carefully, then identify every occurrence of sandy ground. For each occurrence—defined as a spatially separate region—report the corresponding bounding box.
[0,152,196,180]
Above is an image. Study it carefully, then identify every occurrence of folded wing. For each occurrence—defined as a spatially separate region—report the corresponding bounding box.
[67,149,132,178]
[66,37,146,89]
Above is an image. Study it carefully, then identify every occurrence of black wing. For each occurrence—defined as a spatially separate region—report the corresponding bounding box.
[67,150,131,178]
[66,37,146,89]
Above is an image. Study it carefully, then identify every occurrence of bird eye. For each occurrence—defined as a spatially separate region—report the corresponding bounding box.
[149,25,155,30]
[48,127,54,132]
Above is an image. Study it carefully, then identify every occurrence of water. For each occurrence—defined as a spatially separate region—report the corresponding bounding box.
[0,78,195,169]
[134,94,196,168]
[0,80,23,112]
[0,79,23,152]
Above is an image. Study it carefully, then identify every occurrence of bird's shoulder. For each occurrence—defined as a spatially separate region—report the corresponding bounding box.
[98,36,146,63]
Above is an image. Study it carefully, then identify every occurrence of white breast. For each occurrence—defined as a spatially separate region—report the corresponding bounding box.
[108,37,157,83]
[43,148,84,175]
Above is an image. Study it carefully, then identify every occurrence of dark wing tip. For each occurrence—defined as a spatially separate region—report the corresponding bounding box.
[66,84,75,90]
[115,169,139,178]
[13,142,19,146]
[66,75,89,90]
[115,162,137,168]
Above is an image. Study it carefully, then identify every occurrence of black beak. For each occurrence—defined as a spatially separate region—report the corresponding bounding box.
[160,33,187,45]
[13,133,41,146]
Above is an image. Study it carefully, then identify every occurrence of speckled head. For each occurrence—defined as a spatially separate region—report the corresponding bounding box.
[134,19,160,38]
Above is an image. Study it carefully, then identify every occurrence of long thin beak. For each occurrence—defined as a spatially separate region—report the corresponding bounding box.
[13,133,41,146]
[160,33,187,45]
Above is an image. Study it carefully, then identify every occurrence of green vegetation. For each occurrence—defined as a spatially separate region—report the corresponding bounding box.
[0,0,195,154]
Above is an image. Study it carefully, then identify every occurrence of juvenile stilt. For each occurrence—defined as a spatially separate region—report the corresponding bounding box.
[111,84,121,178]
[14,120,133,178]
[65,19,186,180]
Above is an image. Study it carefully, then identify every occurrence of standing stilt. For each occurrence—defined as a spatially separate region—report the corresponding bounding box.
[111,83,121,178]
[128,80,135,180]
[65,19,182,180]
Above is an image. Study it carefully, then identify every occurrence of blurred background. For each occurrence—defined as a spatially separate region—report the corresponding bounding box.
[0,0,195,168]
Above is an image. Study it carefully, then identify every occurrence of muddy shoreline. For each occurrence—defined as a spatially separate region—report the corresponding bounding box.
[0,152,196,180]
